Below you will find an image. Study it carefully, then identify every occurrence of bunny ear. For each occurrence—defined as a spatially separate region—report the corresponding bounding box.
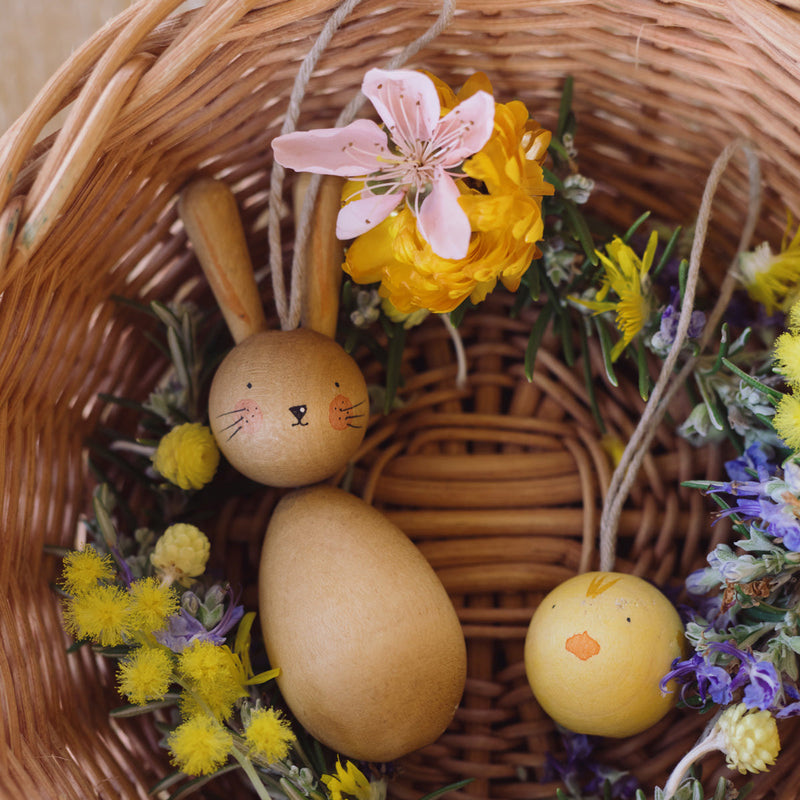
[272,119,389,176]
[361,68,442,143]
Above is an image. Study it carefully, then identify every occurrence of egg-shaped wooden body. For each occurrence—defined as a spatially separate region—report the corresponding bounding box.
[208,328,368,487]
[524,571,685,738]
[259,485,467,762]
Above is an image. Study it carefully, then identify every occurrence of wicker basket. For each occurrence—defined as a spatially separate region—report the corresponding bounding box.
[4,1,800,798]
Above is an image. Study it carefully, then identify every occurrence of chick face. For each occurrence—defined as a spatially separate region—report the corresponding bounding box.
[524,571,686,738]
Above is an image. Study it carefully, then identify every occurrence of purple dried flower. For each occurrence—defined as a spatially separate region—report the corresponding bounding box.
[155,591,244,653]
[724,442,778,483]
[661,653,733,706]
[649,287,706,356]
[710,641,782,711]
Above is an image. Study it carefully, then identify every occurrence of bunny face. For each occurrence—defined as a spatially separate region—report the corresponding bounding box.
[208,328,368,487]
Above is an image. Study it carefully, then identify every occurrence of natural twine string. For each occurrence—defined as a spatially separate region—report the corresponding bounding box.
[597,139,762,572]
[268,0,458,331]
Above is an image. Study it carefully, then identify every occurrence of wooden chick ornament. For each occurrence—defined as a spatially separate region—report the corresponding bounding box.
[524,571,685,737]
[178,177,467,763]
[178,177,368,488]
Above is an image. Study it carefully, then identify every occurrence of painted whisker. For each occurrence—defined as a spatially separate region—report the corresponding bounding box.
[219,416,245,433]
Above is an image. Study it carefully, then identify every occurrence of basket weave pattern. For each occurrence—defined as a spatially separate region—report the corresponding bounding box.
[4,0,800,797]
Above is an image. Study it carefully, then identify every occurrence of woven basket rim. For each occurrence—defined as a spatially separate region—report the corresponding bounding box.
[5,1,800,798]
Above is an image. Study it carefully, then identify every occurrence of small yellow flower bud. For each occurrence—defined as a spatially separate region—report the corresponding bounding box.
[380,297,430,330]
[151,523,210,583]
[152,423,220,491]
[600,434,626,468]
[717,703,780,775]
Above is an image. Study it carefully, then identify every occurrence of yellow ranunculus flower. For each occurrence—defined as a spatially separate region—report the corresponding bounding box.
[342,73,553,314]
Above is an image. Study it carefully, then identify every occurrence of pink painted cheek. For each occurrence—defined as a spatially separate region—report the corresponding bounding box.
[328,393,367,431]
[217,398,263,440]
[328,394,352,431]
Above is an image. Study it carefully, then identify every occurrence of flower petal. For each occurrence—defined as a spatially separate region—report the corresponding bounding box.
[362,68,441,146]
[336,191,404,240]
[272,119,389,176]
[417,170,471,260]
[434,90,495,165]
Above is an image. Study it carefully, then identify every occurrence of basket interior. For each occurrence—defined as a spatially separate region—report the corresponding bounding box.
[4,0,800,797]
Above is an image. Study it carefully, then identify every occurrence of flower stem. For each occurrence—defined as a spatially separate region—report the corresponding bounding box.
[109,440,157,457]
[442,313,467,388]
[661,729,725,799]
[231,746,273,800]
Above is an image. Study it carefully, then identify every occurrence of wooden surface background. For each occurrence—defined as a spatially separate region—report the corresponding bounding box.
[0,0,202,133]
[0,0,131,132]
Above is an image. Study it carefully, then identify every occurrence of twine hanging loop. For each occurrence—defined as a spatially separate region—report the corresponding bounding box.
[267,0,457,332]
[597,139,762,572]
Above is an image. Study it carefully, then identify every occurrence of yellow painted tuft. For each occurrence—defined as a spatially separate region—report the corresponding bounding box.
[585,573,621,598]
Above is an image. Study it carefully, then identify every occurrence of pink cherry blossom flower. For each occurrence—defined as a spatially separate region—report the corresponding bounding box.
[271,68,495,260]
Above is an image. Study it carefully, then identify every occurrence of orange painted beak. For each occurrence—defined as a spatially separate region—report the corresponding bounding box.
[565,631,600,661]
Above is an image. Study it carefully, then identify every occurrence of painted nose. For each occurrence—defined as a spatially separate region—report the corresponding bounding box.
[289,404,308,426]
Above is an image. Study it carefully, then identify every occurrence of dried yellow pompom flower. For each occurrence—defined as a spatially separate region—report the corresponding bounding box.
[60,546,115,597]
[717,703,780,774]
[168,715,233,776]
[178,641,248,720]
[772,393,800,454]
[662,703,780,797]
[152,422,220,491]
[244,707,296,764]
[118,645,174,705]
[63,584,133,646]
[151,523,210,584]
[128,577,180,633]
[773,331,800,389]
